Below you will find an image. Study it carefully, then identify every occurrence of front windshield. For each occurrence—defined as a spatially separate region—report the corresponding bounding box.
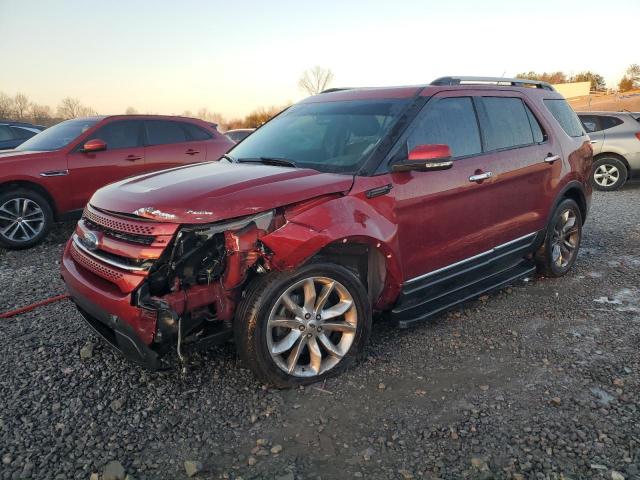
[16,118,99,152]
[229,99,409,174]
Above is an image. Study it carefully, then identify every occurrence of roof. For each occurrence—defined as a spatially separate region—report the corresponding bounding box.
[302,77,562,103]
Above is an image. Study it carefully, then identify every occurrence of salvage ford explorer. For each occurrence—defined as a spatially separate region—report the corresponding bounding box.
[61,76,593,387]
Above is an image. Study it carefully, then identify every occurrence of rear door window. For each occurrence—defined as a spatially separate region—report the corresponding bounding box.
[0,126,13,141]
[478,97,535,150]
[181,122,213,141]
[580,115,600,133]
[10,126,38,140]
[544,99,585,137]
[145,120,188,145]
[90,121,143,150]
[408,97,482,158]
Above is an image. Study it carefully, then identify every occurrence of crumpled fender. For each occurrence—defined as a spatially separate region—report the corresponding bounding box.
[261,194,403,309]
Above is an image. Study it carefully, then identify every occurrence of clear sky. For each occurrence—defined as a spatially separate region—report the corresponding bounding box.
[1,0,638,119]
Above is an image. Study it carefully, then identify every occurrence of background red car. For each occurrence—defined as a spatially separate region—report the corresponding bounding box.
[0,115,233,249]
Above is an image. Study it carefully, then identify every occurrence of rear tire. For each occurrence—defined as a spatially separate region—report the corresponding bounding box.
[0,189,53,250]
[591,157,627,191]
[535,198,582,277]
[234,263,372,388]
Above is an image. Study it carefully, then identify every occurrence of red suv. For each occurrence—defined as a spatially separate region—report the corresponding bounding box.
[0,115,233,249]
[61,77,593,387]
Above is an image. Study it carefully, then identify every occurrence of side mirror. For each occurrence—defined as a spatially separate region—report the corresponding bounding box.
[82,138,107,153]
[392,144,453,172]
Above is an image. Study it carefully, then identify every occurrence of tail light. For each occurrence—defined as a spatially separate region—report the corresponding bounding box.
[635,132,640,141]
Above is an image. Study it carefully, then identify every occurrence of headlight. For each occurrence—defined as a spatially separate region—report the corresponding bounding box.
[179,209,276,240]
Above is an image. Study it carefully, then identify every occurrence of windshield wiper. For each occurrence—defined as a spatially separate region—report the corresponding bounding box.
[221,154,235,163]
[237,157,298,168]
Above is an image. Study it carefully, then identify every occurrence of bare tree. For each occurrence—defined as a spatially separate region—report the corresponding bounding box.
[298,66,334,95]
[28,103,52,125]
[13,93,30,120]
[626,64,640,88]
[0,92,14,119]
[57,97,97,119]
[125,106,138,115]
[195,107,226,126]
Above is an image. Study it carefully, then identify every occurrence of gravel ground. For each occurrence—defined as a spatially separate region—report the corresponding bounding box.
[1,185,639,480]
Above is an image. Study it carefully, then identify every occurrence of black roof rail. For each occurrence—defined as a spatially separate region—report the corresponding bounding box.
[430,76,555,91]
[319,88,354,94]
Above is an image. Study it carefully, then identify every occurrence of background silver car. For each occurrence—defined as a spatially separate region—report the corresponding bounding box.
[578,111,640,190]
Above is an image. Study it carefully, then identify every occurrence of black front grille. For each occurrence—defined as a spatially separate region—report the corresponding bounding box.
[83,218,155,246]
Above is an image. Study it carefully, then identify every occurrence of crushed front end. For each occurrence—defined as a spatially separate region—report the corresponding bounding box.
[61,204,278,369]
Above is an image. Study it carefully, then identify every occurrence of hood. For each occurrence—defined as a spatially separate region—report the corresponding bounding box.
[0,149,50,160]
[90,161,353,224]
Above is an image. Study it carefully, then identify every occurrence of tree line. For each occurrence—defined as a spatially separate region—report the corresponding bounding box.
[2,64,638,130]
[516,64,640,92]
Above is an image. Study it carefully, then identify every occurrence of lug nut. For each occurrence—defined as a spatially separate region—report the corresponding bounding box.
[306,333,312,338]
[299,325,306,331]
[305,313,311,320]
[317,326,322,332]
[316,314,321,320]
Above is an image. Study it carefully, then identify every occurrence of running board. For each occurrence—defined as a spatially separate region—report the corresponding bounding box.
[392,261,536,328]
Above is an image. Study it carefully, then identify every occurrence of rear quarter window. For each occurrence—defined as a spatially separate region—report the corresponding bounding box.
[182,123,213,141]
[598,116,623,130]
[544,99,585,138]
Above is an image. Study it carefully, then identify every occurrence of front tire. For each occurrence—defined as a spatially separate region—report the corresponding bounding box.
[535,198,583,278]
[0,189,53,250]
[591,157,627,191]
[234,263,372,388]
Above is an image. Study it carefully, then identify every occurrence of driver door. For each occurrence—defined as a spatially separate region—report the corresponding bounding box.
[66,120,147,210]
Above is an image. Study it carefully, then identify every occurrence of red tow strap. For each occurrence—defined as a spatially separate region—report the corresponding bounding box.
[0,294,70,319]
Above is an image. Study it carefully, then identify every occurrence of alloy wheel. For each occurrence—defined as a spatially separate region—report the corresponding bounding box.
[267,276,358,378]
[593,164,620,187]
[550,209,580,269]
[0,197,46,243]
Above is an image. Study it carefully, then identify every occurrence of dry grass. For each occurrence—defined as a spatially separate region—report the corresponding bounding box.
[569,89,640,112]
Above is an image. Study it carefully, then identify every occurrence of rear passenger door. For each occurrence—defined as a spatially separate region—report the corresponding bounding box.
[473,93,559,246]
[143,120,207,171]
[580,114,604,154]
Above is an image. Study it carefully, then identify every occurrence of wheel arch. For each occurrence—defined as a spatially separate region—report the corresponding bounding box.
[0,180,58,218]
[552,181,588,225]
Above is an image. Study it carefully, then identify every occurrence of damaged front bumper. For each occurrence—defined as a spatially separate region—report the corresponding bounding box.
[61,207,277,370]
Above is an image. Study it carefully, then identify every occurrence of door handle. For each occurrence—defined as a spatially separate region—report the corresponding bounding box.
[590,140,598,144]
[469,171,493,182]
[125,155,142,161]
[185,149,200,156]
[544,154,561,164]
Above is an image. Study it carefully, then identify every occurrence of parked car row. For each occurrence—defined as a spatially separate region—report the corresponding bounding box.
[0,120,46,150]
[577,111,640,191]
[0,115,233,248]
[57,76,594,387]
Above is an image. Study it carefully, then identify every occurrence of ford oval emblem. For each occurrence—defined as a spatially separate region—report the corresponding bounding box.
[83,231,99,251]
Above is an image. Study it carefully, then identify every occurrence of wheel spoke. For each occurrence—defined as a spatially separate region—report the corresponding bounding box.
[0,214,15,222]
[281,292,304,318]
[268,317,303,329]
[307,337,322,374]
[21,221,37,236]
[2,222,20,240]
[322,321,356,333]
[562,216,576,233]
[286,335,307,374]
[271,330,301,355]
[318,333,343,358]
[321,299,353,320]
[315,281,335,312]
[303,278,316,312]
